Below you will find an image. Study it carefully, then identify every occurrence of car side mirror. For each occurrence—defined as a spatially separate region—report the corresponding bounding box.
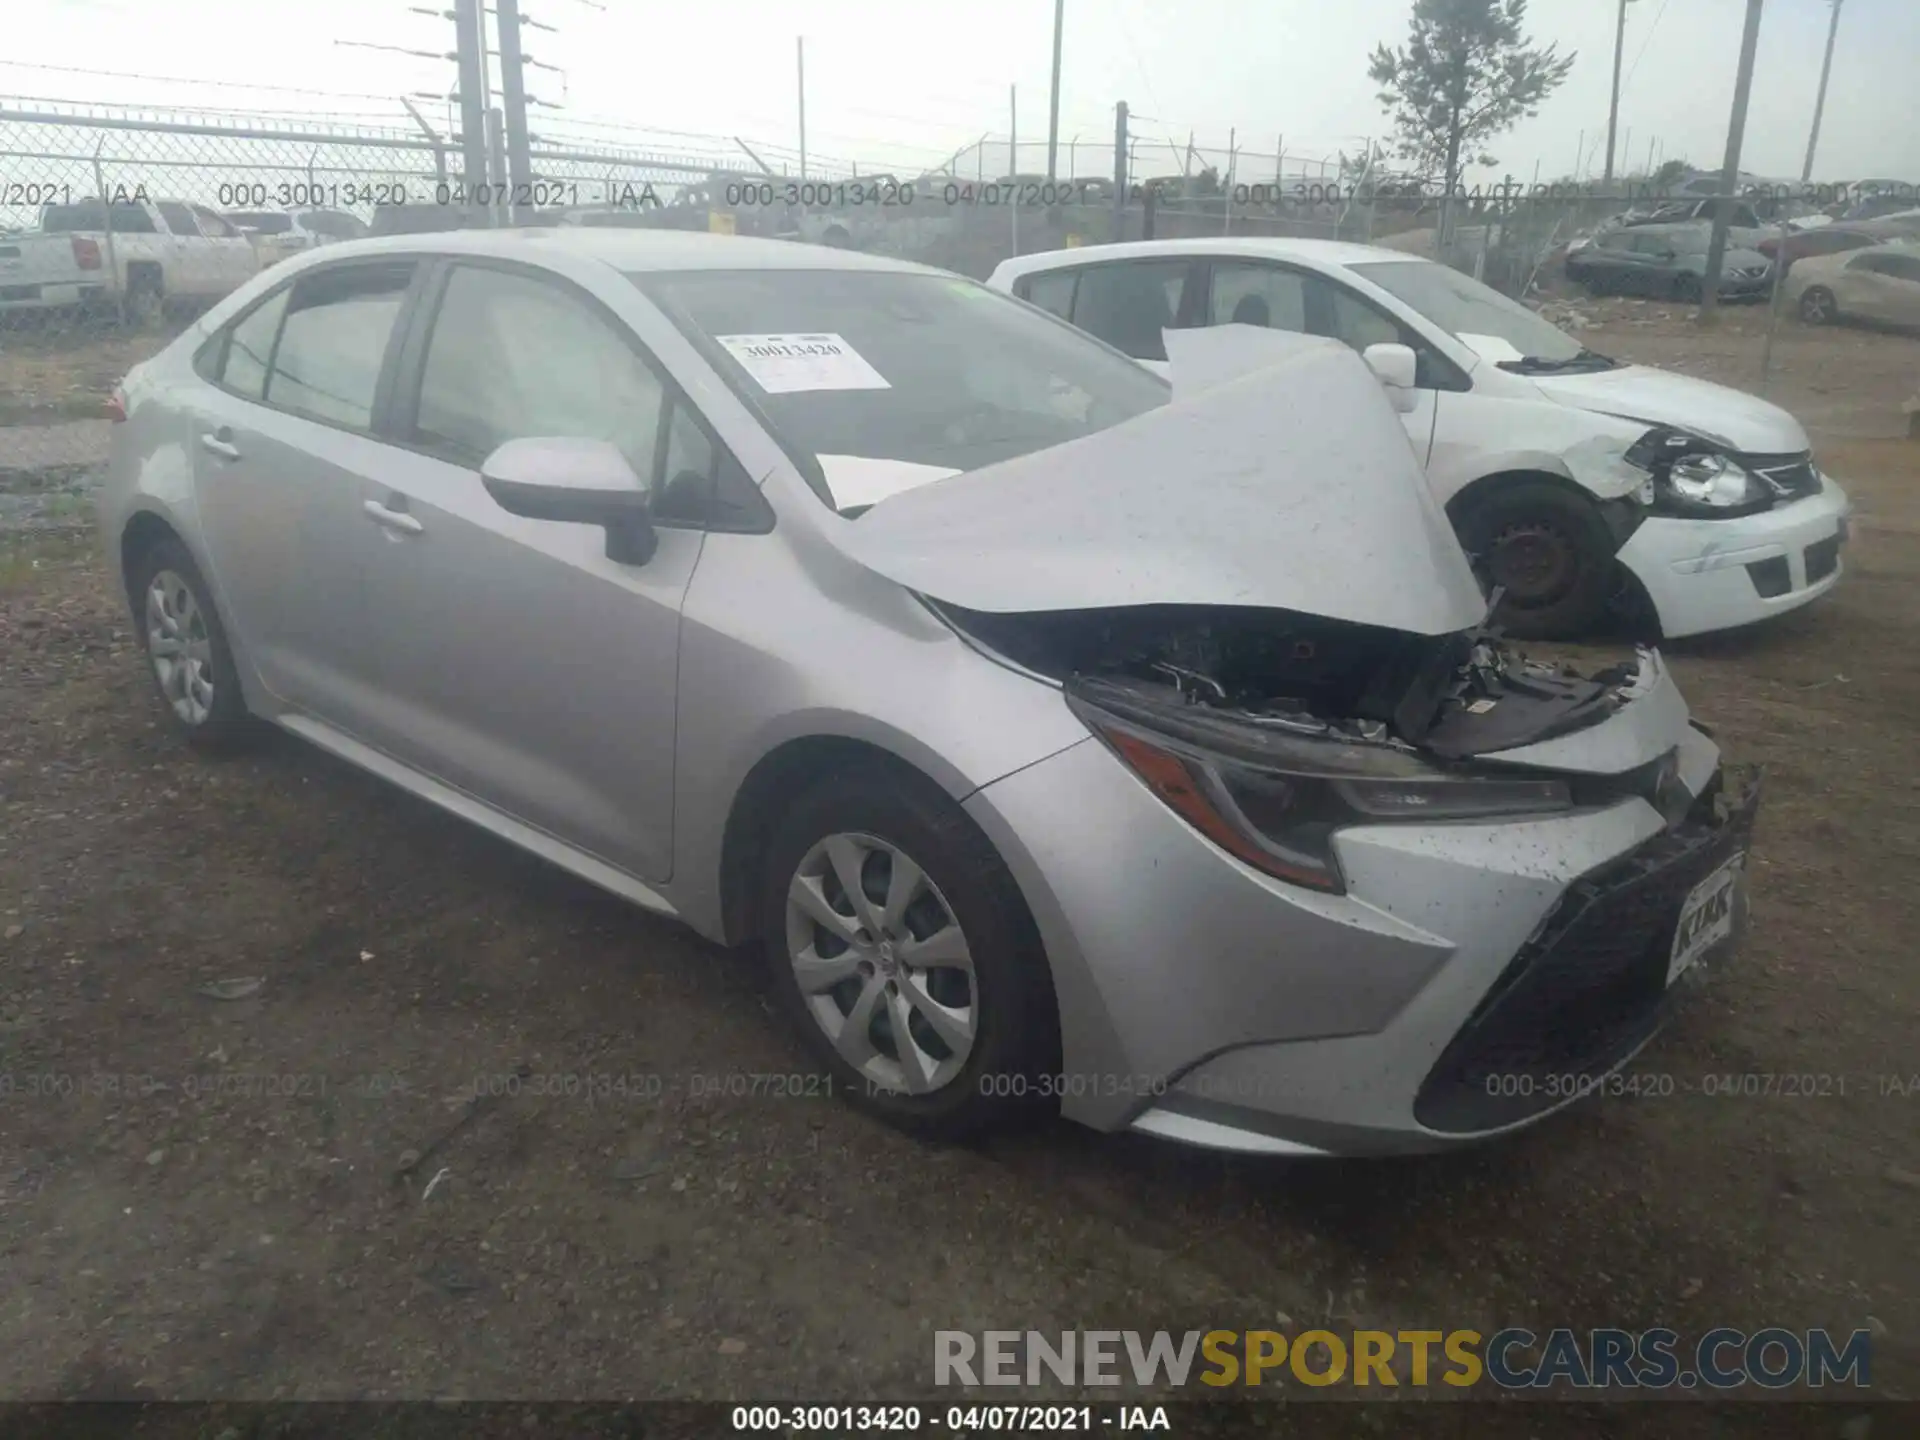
[480,436,657,565]
[1362,342,1420,413]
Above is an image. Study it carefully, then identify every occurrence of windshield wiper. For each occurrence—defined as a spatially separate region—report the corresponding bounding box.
[1497,348,1618,375]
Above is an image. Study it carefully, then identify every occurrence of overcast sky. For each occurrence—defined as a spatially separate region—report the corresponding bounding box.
[6,0,1916,187]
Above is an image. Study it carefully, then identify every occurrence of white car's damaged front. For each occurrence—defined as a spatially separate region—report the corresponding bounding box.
[1347,257,1852,641]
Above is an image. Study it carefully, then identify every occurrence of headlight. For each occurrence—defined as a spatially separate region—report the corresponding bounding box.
[1068,680,1572,894]
[1625,427,1772,516]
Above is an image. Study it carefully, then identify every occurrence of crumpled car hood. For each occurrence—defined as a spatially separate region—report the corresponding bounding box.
[1530,363,1810,453]
[833,329,1488,637]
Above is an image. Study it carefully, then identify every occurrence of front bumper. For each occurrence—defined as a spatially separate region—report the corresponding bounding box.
[1615,476,1850,639]
[963,678,1756,1156]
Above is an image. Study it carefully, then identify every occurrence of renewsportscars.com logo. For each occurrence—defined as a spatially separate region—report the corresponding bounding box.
[934,1328,1873,1391]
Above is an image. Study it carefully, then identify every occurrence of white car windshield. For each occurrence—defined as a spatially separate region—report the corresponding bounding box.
[1353,258,1615,373]
[640,268,1170,510]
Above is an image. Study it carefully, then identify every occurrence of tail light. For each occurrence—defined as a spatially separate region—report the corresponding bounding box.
[71,235,103,270]
[106,387,127,423]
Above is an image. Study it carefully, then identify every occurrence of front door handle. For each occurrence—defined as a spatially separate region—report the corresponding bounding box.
[199,432,240,460]
[363,498,425,535]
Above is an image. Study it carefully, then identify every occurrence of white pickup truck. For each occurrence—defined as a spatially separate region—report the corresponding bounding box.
[0,196,259,324]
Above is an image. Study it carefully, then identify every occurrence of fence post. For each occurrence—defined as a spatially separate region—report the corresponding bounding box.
[401,99,448,185]
[1759,212,1792,393]
[1222,127,1235,235]
[91,140,122,325]
[1010,85,1018,256]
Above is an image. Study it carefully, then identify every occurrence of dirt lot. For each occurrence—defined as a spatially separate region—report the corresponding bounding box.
[0,302,1916,1429]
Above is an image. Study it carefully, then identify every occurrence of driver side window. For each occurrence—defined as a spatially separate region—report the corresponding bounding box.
[414,264,667,477]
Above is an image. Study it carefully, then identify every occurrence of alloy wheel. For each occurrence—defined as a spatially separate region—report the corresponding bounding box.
[145,569,216,725]
[784,831,977,1095]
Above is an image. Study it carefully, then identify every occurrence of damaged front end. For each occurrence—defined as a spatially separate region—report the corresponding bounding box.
[934,600,1664,894]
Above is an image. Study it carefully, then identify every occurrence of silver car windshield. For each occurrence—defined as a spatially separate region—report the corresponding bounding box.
[1353,258,1585,363]
[639,269,1170,498]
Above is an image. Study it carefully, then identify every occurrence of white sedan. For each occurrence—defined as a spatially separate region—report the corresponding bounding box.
[990,237,1852,641]
[1786,241,1920,329]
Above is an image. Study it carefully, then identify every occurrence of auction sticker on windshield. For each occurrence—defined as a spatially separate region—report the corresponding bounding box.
[1668,854,1744,985]
[715,333,891,393]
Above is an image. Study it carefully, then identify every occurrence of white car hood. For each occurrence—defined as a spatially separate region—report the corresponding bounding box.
[834,328,1488,636]
[1529,364,1810,454]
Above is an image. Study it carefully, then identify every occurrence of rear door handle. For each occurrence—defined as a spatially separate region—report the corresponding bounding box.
[363,498,425,535]
[199,432,240,460]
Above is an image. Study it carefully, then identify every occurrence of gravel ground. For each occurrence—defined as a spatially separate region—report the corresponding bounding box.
[0,305,1915,1431]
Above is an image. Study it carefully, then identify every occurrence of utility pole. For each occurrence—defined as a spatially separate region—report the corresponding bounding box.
[496,0,535,222]
[452,0,490,222]
[1699,0,1767,327]
[1111,100,1129,238]
[1604,0,1631,187]
[796,38,808,179]
[1802,0,1845,183]
[1045,0,1065,181]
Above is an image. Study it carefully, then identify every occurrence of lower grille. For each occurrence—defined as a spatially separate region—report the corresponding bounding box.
[1747,556,1792,598]
[1805,535,1840,583]
[1745,453,1822,501]
[1413,766,1762,1135]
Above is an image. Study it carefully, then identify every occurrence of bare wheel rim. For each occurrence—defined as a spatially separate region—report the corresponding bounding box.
[145,569,215,725]
[784,831,977,1095]
[1801,289,1833,323]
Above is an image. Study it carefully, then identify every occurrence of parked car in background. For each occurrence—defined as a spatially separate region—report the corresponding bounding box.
[1625,197,1766,245]
[1785,242,1920,329]
[1574,224,1773,302]
[1754,224,1888,276]
[1839,189,1919,224]
[989,236,1849,642]
[100,228,1762,1156]
[1,196,258,323]
[369,202,470,237]
[225,209,370,264]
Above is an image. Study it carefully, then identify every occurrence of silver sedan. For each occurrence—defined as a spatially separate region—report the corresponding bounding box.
[99,228,1760,1154]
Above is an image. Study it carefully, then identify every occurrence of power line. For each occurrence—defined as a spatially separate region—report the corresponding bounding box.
[1621,0,1674,94]
[0,57,407,102]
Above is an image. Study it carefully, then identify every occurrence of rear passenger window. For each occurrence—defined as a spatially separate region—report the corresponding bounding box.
[1070,260,1190,360]
[155,201,198,235]
[1208,263,1309,330]
[265,263,413,430]
[220,288,290,400]
[1020,270,1076,319]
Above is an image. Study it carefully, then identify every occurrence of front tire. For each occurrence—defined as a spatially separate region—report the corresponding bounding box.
[1798,286,1837,325]
[758,763,1058,1139]
[128,537,254,751]
[1457,482,1620,641]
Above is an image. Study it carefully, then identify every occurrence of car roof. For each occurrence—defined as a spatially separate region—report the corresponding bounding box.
[284,226,943,276]
[989,235,1424,279]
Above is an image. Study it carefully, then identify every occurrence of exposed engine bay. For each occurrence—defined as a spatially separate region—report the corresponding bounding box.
[931,601,1641,759]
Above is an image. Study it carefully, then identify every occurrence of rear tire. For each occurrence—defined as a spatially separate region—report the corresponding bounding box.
[1456,482,1620,641]
[122,267,164,331]
[757,762,1059,1140]
[127,537,255,752]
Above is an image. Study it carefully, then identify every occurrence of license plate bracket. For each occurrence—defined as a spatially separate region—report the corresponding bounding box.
[1668,853,1745,985]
